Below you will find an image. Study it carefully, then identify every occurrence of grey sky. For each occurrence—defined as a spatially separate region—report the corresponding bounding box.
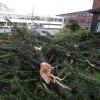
[0,0,93,16]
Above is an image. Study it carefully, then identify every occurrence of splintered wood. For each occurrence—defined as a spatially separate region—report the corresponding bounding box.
[39,62,61,84]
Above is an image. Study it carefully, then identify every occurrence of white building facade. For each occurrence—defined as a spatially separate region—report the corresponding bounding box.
[0,3,64,34]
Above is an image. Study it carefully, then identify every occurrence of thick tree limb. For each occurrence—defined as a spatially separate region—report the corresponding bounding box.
[47,81,72,99]
[78,59,100,70]
[0,45,72,98]
[0,46,39,66]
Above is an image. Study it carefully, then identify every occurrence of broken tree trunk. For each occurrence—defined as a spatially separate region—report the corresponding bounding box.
[0,46,72,98]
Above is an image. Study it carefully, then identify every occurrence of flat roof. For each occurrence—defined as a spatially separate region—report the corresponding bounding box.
[89,7,100,13]
[57,10,89,16]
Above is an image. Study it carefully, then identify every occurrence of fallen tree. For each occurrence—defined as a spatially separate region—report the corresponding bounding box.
[0,25,100,100]
[0,45,72,99]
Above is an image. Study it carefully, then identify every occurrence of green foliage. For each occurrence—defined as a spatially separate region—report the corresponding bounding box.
[68,23,80,31]
[0,26,100,100]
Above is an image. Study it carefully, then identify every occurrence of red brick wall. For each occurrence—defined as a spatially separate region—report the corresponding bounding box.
[93,0,100,9]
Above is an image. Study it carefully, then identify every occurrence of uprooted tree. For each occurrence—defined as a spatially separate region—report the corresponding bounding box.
[0,24,100,100]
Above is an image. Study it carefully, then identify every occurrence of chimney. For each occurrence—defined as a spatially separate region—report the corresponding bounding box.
[93,0,100,9]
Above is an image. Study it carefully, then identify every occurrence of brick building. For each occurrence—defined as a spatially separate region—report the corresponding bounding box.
[57,0,100,31]
[93,0,100,9]
[57,10,93,31]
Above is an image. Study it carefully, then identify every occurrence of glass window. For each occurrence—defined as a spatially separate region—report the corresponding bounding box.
[48,18,54,21]
[86,13,90,16]
[96,22,100,32]
[55,18,58,22]
[59,19,62,22]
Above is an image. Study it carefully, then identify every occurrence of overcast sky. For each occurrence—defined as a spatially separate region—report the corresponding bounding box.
[0,0,93,16]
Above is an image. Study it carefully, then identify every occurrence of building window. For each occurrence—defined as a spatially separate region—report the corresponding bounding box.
[96,22,100,32]
[66,16,69,18]
[59,19,62,22]
[80,19,85,23]
[90,13,93,17]
[0,22,6,26]
[48,18,54,21]
[7,22,12,26]
[55,18,58,22]
[86,13,89,16]
[85,27,89,30]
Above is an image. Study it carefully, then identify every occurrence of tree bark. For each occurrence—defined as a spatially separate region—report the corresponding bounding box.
[0,46,72,98]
